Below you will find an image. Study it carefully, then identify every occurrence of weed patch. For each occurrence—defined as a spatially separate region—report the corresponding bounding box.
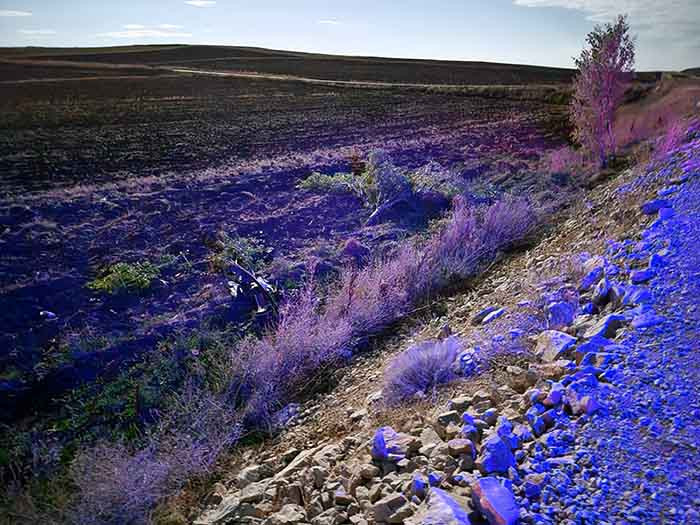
[87,261,160,294]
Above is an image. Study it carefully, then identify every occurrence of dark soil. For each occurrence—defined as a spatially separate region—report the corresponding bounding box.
[0,56,565,439]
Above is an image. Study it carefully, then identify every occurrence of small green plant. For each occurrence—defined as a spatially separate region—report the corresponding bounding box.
[297,170,376,203]
[209,232,270,273]
[87,261,160,294]
[299,152,467,208]
[407,161,464,197]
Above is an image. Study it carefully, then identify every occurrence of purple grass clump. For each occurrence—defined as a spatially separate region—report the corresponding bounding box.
[68,384,240,525]
[65,194,537,522]
[383,336,463,404]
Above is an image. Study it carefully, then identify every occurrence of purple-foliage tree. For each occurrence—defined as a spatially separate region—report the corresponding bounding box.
[570,14,635,168]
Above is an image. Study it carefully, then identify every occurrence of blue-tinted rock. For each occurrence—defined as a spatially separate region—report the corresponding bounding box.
[412,474,428,498]
[649,252,666,268]
[471,477,520,525]
[543,383,564,407]
[371,426,420,461]
[482,308,506,325]
[545,301,575,329]
[429,471,444,487]
[481,408,498,426]
[523,473,546,500]
[39,310,58,321]
[623,285,653,305]
[513,424,534,443]
[630,269,655,284]
[460,424,479,442]
[462,412,476,426]
[631,312,665,329]
[591,278,611,305]
[580,256,606,291]
[477,434,516,474]
[658,207,675,220]
[640,199,670,215]
[472,306,500,325]
[657,186,677,197]
[580,302,597,315]
[582,314,627,339]
[455,349,479,376]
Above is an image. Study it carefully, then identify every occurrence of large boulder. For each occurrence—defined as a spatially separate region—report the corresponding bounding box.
[545,301,575,329]
[471,477,519,525]
[640,199,670,215]
[476,434,515,475]
[534,330,577,362]
[582,314,627,339]
[371,426,420,461]
[265,504,308,525]
[372,492,408,522]
[406,488,473,525]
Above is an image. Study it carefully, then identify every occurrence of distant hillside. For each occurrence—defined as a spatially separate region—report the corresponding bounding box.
[0,44,577,86]
[684,67,700,76]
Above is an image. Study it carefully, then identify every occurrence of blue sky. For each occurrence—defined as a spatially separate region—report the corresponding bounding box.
[1,1,698,70]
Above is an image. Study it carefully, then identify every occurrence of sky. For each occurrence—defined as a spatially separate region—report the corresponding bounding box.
[1,1,698,70]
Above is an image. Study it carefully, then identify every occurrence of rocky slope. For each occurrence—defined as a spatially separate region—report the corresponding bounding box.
[187,128,700,525]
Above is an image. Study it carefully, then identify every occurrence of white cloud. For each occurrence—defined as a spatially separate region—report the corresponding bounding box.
[184,0,216,6]
[512,0,700,39]
[123,24,146,29]
[318,19,340,25]
[99,27,193,38]
[513,0,700,69]
[0,9,32,16]
[158,24,184,29]
[18,29,56,35]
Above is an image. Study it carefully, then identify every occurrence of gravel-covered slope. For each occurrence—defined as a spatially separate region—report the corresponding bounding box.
[190,134,700,525]
[568,145,700,523]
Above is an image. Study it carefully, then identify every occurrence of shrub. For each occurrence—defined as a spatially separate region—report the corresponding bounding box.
[407,160,465,197]
[87,261,160,294]
[209,232,268,273]
[299,151,461,208]
[570,15,635,167]
[422,195,536,288]
[325,244,421,336]
[297,170,362,195]
[236,283,354,428]
[68,194,538,522]
[382,337,462,404]
[68,443,169,525]
[68,384,240,525]
[366,150,411,206]
[654,118,689,161]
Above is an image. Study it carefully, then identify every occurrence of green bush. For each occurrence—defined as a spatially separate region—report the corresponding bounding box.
[87,261,160,294]
[209,232,269,273]
[298,152,467,208]
[297,170,376,203]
